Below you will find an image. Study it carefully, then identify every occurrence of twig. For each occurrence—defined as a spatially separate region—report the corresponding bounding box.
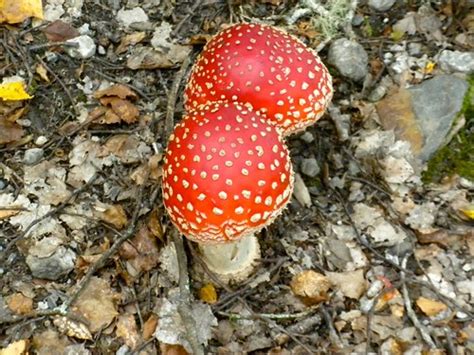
[0,175,98,264]
[171,230,205,355]
[218,304,320,320]
[164,55,193,140]
[401,256,437,349]
[320,305,344,349]
[171,0,204,37]
[64,173,146,309]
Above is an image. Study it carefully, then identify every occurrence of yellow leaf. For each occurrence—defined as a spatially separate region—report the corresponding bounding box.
[0,0,43,24]
[0,340,28,355]
[416,297,447,317]
[460,205,474,220]
[0,209,20,219]
[424,61,436,74]
[0,82,32,101]
[199,283,218,304]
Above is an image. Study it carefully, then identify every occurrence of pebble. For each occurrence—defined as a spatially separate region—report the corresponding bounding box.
[116,7,149,28]
[299,131,314,143]
[35,136,48,146]
[293,173,312,207]
[301,158,320,177]
[65,35,96,59]
[438,50,474,74]
[23,148,44,165]
[328,38,368,82]
[368,0,396,11]
[409,75,469,160]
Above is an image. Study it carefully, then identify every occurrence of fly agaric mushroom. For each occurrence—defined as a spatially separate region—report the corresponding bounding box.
[162,101,294,282]
[184,23,333,136]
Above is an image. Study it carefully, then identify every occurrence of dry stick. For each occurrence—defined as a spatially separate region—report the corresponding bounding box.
[64,179,146,309]
[171,0,204,37]
[217,305,321,320]
[0,175,98,264]
[401,256,437,349]
[164,55,193,140]
[35,55,80,117]
[171,230,205,355]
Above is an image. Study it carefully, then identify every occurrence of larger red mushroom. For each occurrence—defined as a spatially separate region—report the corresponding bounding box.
[162,101,294,281]
[184,23,333,136]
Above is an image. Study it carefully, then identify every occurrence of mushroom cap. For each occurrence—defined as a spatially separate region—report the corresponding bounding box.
[184,23,333,136]
[162,102,294,243]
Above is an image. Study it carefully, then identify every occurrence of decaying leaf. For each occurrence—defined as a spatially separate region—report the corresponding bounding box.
[290,270,330,304]
[147,208,164,240]
[143,314,158,340]
[6,293,33,315]
[199,283,218,304]
[416,297,448,317]
[0,208,21,220]
[98,204,128,229]
[94,84,138,101]
[0,0,43,24]
[0,340,28,355]
[0,119,24,145]
[32,329,70,354]
[116,314,141,350]
[71,277,119,333]
[160,343,189,355]
[42,20,79,42]
[35,64,49,82]
[326,269,366,300]
[116,32,147,54]
[53,316,93,340]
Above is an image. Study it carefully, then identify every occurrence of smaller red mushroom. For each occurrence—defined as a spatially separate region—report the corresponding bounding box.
[162,101,294,282]
[184,23,333,136]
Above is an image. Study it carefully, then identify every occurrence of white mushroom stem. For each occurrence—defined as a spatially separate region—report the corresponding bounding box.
[198,234,260,283]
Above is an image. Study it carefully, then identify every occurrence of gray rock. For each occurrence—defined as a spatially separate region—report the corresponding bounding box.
[26,237,76,280]
[409,75,469,160]
[65,35,96,59]
[408,42,422,56]
[23,148,44,165]
[368,0,396,11]
[328,38,368,82]
[116,7,149,28]
[438,50,474,74]
[301,158,320,177]
[299,131,314,143]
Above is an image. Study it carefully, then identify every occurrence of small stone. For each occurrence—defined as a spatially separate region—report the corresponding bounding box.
[299,131,314,143]
[35,136,48,146]
[65,35,96,59]
[352,14,364,27]
[116,7,149,28]
[368,0,396,12]
[438,50,474,74]
[23,148,44,165]
[300,158,320,177]
[408,42,422,56]
[293,173,311,207]
[328,38,368,82]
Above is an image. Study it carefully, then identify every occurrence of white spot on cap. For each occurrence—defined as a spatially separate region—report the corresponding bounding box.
[187,203,194,211]
[242,190,251,199]
[265,196,273,206]
[250,213,261,223]
[235,206,244,214]
[213,207,224,215]
[197,193,206,201]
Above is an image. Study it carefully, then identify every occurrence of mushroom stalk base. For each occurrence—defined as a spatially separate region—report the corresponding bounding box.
[198,234,260,283]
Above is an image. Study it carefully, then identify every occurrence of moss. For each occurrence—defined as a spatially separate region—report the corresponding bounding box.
[422,75,474,183]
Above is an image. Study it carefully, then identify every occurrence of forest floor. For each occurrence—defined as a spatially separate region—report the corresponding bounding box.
[0,0,473,354]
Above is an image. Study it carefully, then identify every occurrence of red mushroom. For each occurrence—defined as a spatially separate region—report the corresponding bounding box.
[162,101,294,281]
[184,23,333,136]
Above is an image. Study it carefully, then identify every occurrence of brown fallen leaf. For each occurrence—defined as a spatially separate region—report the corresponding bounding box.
[6,293,33,315]
[94,84,138,101]
[147,208,164,240]
[71,277,119,333]
[290,270,330,305]
[42,20,79,42]
[32,329,70,354]
[0,119,24,145]
[0,208,21,220]
[416,297,448,317]
[326,269,366,300]
[35,64,50,82]
[127,45,191,70]
[99,97,139,124]
[116,314,141,350]
[116,32,147,54]
[160,343,189,355]
[99,204,128,229]
[199,283,218,304]
[142,314,158,340]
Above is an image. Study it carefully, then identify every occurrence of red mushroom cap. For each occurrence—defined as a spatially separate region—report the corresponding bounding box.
[184,23,333,136]
[162,102,294,243]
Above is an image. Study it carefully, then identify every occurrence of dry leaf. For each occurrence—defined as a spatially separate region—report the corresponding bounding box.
[35,64,49,82]
[143,314,158,340]
[53,316,93,340]
[0,208,21,219]
[147,208,164,240]
[94,84,138,100]
[42,20,79,42]
[199,283,218,304]
[326,269,366,300]
[6,293,33,315]
[416,297,448,317]
[99,204,128,229]
[99,97,139,124]
[290,270,330,305]
[0,82,32,101]
[116,314,140,349]
[116,32,147,54]
[160,343,189,355]
[0,340,28,355]
[0,0,43,24]
[32,330,70,354]
[71,277,118,333]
